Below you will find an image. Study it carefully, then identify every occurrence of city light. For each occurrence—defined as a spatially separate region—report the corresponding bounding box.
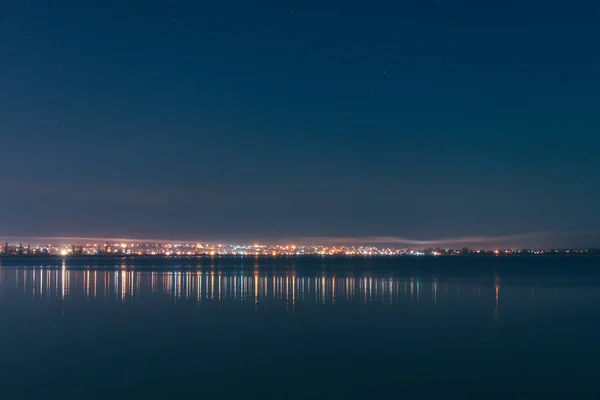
[0,241,593,258]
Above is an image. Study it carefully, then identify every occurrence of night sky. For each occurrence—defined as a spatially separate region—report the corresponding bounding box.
[1,0,599,246]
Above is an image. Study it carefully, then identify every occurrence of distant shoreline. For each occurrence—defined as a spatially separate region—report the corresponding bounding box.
[0,253,597,261]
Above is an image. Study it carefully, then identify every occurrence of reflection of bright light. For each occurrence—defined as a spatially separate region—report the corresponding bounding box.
[254,274,258,306]
[495,285,499,305]
[332,276,335,304]
[292,276,296,306]
[121,270,126,301]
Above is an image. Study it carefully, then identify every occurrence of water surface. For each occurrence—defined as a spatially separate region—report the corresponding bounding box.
[1,257,599,398]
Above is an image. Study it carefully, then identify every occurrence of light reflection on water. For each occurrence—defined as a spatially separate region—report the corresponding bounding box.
[2,266,499,306]
[2,264,598,315]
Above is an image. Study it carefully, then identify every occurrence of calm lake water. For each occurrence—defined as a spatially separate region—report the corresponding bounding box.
[1,256,599,399]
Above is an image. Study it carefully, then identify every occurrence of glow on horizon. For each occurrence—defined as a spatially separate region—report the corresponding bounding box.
[0,229,598,249]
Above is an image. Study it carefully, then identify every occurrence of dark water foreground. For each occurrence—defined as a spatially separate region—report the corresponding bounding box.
[1,257,599,398]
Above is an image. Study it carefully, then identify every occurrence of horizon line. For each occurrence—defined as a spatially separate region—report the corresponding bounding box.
[0,230,598,248]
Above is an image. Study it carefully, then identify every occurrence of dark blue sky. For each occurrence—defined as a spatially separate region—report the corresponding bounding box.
[1,0,599,246]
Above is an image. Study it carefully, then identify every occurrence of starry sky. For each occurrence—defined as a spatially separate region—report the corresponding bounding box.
[1,0,599,246]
